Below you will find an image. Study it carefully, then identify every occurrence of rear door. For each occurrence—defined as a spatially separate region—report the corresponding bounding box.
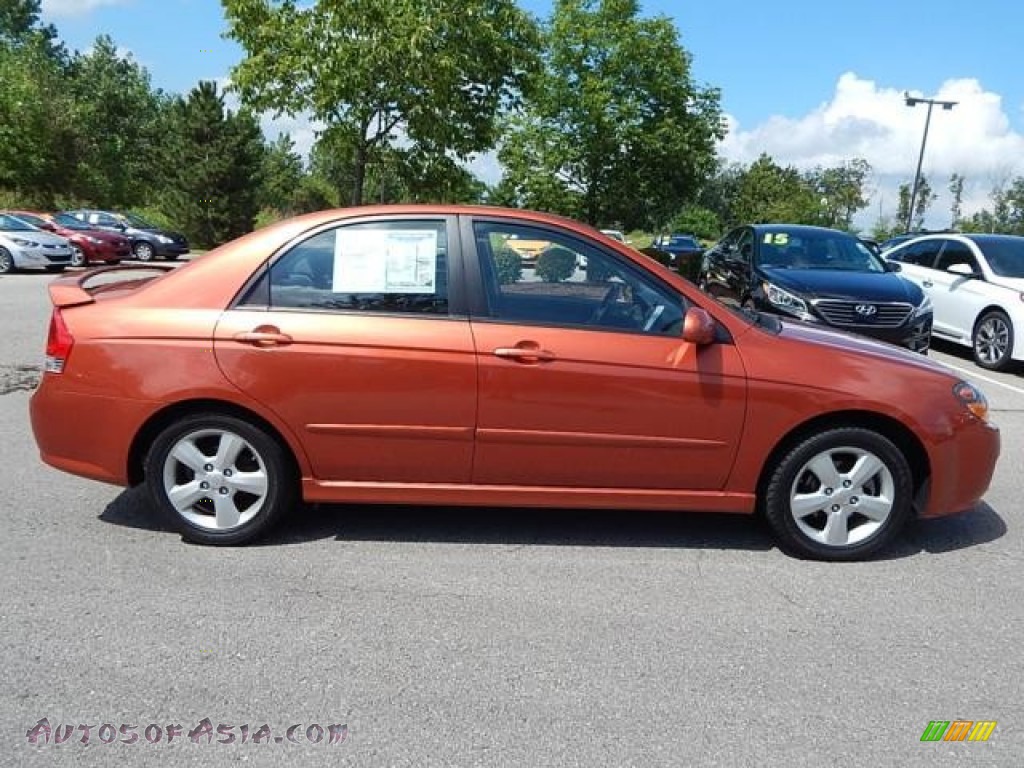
[463,215,747,491]
[214,214,477,484]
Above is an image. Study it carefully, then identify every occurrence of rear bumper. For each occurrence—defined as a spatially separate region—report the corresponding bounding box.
[30,380,156,486]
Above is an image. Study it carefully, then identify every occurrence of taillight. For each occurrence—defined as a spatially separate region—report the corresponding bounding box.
[44,309,74,374]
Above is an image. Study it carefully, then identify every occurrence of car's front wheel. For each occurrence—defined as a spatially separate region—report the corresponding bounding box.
[973,310,1014,371]
[0,247,14,274]
[144,413,295,545]
[764,428,913,561]
[70,246,87,267]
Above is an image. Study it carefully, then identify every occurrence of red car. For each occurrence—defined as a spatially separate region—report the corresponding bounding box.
[29,206,1000,560]
[7,210,131,267]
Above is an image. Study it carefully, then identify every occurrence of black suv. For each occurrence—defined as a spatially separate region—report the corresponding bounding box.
[697,224,932,352]
[62,209,189,262]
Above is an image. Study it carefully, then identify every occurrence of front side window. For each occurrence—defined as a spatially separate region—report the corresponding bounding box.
[473,221,685,335]
[247,220,449,315]
[892,240,942,268]
[935,240,980,273]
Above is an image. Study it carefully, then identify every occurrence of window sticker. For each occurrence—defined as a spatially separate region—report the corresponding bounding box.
[332,229,438,293]
[763,233,790,245]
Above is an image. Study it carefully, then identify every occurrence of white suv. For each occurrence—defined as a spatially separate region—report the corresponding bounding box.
[884,233,1024,371]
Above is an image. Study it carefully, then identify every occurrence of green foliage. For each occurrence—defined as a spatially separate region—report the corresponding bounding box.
[158,81,265,247]
[223,0,540,206]
[949,172,965,229]
[259,134,305,215]
[494,245,524,284]
[65,36,168,207]
[961,176,1024,235]
[806,158,872,230]
[499,0,724,231]
[732,154,820,225]
[536,245,577,282]
[667,205,720,240]
[896,175,936,231]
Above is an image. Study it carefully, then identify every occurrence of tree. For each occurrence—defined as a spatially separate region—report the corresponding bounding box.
[949,172,965,228]
[732,154,819,225]
[65,36,168,207]
[0,0,63,58]
[499,0,724,231]
[666,205,720,240]
[161,81,265,247]
[259,133,305,215]
[223,0,540,206]
[806,158,871,230]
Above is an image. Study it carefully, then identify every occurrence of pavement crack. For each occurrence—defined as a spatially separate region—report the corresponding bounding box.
[0,364,41,395]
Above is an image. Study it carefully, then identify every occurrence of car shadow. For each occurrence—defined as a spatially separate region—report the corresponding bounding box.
[930,338,1023,376]
[100,487,1007,559]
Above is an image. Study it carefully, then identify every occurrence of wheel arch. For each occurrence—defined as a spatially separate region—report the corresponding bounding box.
[754,410,931,517]
[127,398,305,487]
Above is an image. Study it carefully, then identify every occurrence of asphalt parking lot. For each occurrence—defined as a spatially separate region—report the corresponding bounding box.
[1,269,1022,767]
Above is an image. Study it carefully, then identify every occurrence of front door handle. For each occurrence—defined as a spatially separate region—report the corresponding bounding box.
[922,280,934,288]
[233,326,294,347]
[493,343,556,363]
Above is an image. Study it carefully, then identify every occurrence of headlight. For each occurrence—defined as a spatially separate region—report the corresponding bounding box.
[953,380,989,421]
[11,237,39,247]
[86,236,103,244]
[156,235,173,244]
[763,281,809,316]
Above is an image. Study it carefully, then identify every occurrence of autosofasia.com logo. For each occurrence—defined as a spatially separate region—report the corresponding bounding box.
[920,720,997,742]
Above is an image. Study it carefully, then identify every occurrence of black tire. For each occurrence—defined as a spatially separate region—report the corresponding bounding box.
[764,427,913,561]
[70,246,87,267]
[0,247,14,274]
[972,310,1014,372]
[133,241,155,261]
[144,413,296,545]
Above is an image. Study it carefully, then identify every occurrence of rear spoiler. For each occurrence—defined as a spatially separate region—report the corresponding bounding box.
[47,264,178,308]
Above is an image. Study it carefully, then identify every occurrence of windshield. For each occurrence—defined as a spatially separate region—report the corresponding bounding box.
[0,213,36,232]
[123,212,157,228]
[976,237,1024,278]
[669,236,699,248]
[52,213,91,230]
[8,212,48,228]
[757,230,886,272]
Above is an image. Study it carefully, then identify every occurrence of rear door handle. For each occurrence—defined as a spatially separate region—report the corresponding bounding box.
[233,327,294,347]
[493,344,556,363]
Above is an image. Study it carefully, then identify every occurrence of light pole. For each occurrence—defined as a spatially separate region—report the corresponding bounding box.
[904,92,957,232]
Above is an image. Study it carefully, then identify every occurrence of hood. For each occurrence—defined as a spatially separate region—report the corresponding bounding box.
[4,228,69,247]
[759,266,923,304]
[777,318,954,375]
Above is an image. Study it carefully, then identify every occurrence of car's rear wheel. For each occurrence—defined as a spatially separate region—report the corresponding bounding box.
[144,413,295,545]
[133,241,155,261]
[0,247,14,274]
[764,428,912,561]
[70,246,87,267]
[973,310,1014,371]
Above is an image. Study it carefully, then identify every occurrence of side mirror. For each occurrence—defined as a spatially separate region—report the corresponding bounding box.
[947,262,976,277]
[682,306,716,346]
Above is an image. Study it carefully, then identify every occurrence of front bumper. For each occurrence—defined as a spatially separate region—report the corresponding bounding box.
[11,245,72,268]
[920,415,1000,518]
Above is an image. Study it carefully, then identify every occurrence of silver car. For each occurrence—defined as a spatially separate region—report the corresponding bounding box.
[0,213,73,274]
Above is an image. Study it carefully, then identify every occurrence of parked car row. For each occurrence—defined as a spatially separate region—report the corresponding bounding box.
[691,223,1024,372]
[0,209,188,273]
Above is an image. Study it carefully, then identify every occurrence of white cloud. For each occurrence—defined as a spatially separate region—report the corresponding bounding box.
[41,0,132,18]
[720,72,1024,228]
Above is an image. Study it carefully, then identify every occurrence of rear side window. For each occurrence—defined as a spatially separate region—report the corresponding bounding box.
[892,240,942,267]
[243,220,449,315]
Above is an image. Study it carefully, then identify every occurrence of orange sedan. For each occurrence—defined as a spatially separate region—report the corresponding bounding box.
[29,206,1000,560]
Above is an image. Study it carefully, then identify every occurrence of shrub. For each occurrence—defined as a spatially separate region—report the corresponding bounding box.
[536,246,577,282]
[494,245,523,284]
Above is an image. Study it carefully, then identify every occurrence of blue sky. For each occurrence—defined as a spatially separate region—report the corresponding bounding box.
[41,0,1024,225]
